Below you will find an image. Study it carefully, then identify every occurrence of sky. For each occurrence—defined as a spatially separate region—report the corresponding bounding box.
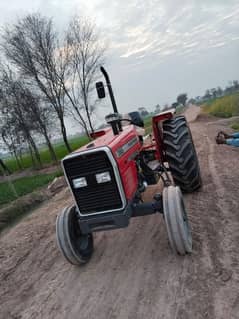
[0,0,239,132]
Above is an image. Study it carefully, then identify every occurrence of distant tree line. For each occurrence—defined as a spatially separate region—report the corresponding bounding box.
[152,93,188,114]
[137,107,149,117]
[188,80,239,104]
[0,13,105,170]
[154,80,239,115]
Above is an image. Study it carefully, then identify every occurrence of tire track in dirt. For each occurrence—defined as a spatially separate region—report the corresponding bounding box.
[184,120,239,319]
[205,132,239,319]
[166,123,217,319]
[169,119,239,319]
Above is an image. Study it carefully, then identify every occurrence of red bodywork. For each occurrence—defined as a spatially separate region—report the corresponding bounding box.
[73,110,175,201]
[151,109,174,159]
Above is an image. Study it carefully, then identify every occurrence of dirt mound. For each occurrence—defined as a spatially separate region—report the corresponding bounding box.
[0,189,51,232]
[207,115,239,127]
[184,105,201,122]
[195,112,217,122]
[0,176,66,232]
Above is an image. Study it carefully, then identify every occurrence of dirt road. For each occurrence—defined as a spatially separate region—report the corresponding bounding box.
[1,109,239,319]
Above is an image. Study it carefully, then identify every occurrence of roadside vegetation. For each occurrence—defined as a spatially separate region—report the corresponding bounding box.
[4,117,153,173]
[0,171,62,207]
[4,135,89,173]
[0,170,63,232]
[203,93,239,118]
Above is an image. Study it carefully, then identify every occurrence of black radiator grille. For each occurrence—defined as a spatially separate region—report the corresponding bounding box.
[63,150,123,214]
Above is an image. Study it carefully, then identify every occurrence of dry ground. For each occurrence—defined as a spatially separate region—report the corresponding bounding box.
[1,107,239,319]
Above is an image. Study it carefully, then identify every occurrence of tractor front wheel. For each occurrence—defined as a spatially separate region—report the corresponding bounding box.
[163,186,192,255]
[163,115,201,192]
[56,205,94,265]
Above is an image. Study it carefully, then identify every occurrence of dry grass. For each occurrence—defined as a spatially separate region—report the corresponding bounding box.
[203,94,239,118]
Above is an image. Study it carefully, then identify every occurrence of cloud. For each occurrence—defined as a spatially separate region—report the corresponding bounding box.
[0,0,238,119]
[1,0,238,65]
[80,0,239,67]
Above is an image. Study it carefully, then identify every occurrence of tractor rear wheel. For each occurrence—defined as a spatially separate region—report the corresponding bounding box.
[56,205,94,265]
[163,186,192,255]
[163,115,201,192]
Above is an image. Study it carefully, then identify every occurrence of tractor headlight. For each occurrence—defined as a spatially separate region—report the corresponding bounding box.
[96,171,111,184]
[73,177,87,188]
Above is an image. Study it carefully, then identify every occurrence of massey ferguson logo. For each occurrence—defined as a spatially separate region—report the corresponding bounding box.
[116,137,138,158]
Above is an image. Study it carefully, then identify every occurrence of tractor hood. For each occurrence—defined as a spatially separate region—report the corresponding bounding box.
[68,125,141,159]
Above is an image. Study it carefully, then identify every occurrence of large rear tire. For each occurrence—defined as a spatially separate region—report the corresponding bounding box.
[56,206,94,265]
[163,115,201,193]
[163,186,192,255]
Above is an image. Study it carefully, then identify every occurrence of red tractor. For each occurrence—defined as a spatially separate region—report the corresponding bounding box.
[56,67,201,265]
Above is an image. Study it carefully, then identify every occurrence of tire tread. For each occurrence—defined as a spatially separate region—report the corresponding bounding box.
[163,116,201,192]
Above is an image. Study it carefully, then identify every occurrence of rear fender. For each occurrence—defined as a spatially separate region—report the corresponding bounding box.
[152,109,175,160]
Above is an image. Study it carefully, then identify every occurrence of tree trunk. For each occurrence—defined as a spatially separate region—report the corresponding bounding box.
[11,141,22,170]
[86,111,94,135]
[28,145,36,167]
[0,159,11,175]
[83,88,94,136]
[85,100,94,135]
[82,81,94,137]
[12,149,22,170]
[28,136,42,167]
[32,144,42,167]
[46,137,57,162]
[19,148,23,163]
[62,85,90,139]
[59,117,72,152]
[1,135,20,171]
[42,127,57,162]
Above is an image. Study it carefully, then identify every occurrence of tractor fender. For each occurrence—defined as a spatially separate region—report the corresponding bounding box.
[152,108,176,159]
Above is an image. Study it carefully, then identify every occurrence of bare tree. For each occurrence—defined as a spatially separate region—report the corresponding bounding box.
[177,93,187,106]
[1,13,72,152]
[56,44,91,137]
[16,82,58,162]
[1,122,22,170]
[0,68,42,167]
[65,15,106,134]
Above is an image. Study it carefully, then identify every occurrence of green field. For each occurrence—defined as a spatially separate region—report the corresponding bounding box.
[203,93,239,118]
[5,135,89,173]
[4,119,156,173]
[0,171,62,207]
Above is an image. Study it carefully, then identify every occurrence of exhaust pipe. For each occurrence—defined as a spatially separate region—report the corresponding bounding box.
[100,67,122,133]
[100,67,118,114]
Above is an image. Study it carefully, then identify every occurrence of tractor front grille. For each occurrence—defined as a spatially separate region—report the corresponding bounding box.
[62,149,124,215]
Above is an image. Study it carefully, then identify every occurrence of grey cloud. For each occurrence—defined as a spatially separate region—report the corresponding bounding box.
[0,0,238,128]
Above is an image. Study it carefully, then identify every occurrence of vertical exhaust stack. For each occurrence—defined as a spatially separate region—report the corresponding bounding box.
[96,67,122,135]
[100,67,119,114]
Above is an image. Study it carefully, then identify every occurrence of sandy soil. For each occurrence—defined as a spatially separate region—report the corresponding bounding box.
[1,108,239,319]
